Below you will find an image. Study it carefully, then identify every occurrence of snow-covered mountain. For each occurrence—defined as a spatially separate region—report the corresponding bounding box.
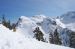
[1,11,75,49]
[16,12,75,48]
[61,11,75,24]
[0,24,73,49]
[17,15,57,42]
[59,11,75,47]
[60,11,75,31]
[17,15,47,37]
[16,15,59,44]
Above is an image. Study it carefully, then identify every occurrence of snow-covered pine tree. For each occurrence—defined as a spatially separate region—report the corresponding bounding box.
[12,23,16,32]
[16,18,21,27]
[33,27,45,42]
[53,28,61,45]
[49,32,54,44]
[2,15,7,27]
[2,15,12,30]
[7,20,12,30]
[70,31,75,48]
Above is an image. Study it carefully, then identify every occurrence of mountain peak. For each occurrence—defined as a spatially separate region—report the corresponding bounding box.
[61,11,75,24]
[32,14,46,20]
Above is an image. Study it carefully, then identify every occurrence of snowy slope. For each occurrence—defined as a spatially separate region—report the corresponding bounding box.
[17,15,58,42]
[0,24,73,49]
[16,14,75,47]
[17,15,69,43]
[60,11,75,31]
[17,16,37,38]
[17,15,51,40]
[61,11,75,24]
[56,11,75,47]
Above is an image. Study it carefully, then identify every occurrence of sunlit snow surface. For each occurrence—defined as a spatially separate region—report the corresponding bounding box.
[0,24,73,49]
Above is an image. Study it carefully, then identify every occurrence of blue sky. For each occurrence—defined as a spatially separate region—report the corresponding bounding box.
[0,0,75,23]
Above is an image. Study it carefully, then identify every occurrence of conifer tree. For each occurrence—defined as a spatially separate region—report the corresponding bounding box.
[16,18,21,27]
[2,15,12,30]
[49,32,54,44]
[12,23,16,32]
[7,20,12,30]
[2,15,7,27]
[53,28,61,45]
[33,27,45,42]
[70,31,75,48]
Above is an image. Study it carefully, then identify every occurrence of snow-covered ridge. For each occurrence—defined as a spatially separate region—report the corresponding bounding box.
[17,15,66,44]
[55,19,66,28]
[17,15,48,38]
[31,14,46,23]
[16,13,75,48]
[60,11,75,31]
[0,24,73,49]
